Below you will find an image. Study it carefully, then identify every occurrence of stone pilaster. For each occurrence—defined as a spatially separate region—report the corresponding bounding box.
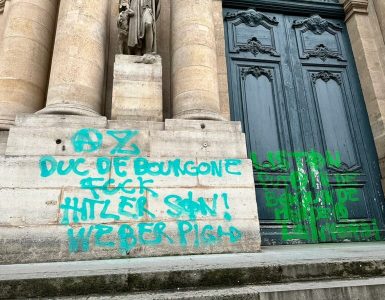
[0,0,58,130]
[171,0,224,121]
[373,0,385,42]
[342,0,385,187]
[39,0,109,116]
[343,0,369,20]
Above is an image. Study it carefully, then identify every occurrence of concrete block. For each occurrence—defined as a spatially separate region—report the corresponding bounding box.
[0,156,107,188]
[0,189,61,226]
[128,218,261,257]
[165,119,242,133]
[0,217,260,265]
[59,187,259,225]
[0,225,124,264]
[146,188,259,222]
[197,159,255,188]
[6,127,150,157]
[112,55,163,122]
[150,130,248,159]
[60,188,121,225]
[109,157,199,188]
[108,120,164,131]
[15,114,108,128]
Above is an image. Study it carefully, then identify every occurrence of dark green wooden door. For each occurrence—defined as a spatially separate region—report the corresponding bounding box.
[224,9,385,245]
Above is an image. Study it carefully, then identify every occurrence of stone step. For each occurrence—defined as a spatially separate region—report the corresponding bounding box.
[1,242,385,298]
[56,277,385,300]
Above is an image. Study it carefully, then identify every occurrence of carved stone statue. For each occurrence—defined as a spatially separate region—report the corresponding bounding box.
[118,0,160,55]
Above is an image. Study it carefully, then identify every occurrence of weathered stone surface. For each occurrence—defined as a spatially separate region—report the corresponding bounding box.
[0,218,260,264]
[2,243,385,298]
[0,189,61,226]
[375,132,385,159]
[0,156,107,188]
[5,127,150,157]
[6,125,248,159]
[150,130,247,158]
[213,0,231,121]
[108,120,164,130]
[0,0,59,129]
[0,130,8,155]
[197,159,255,188]
[171,0,223,120]
[344,0,385,170]
[146,188,259,222]
[0,226,107,264]
[16,114,108,129]
[1,118,259,263]
[56,278,385,300]
[41,0,109,116]
[165,119,242,133]
[59,186,258,225]
[109,157,200,187]
[111,55,163,121]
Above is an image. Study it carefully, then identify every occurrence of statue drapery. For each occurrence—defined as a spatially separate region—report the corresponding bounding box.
[118,0,161,55]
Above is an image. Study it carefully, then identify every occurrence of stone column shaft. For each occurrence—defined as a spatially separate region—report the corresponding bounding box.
[171,0,223,120]
[40,0,108,116]
[0,0,58,129]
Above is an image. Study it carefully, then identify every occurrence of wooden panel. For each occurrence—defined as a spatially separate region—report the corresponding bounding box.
[310,70,359,169]
[242,66,281,162]
[225,7,385,245]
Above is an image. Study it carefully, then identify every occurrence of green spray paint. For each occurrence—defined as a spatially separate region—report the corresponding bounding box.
[252,150,381,243]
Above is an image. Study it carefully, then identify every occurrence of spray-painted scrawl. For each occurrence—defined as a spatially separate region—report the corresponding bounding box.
[39,128,244,253]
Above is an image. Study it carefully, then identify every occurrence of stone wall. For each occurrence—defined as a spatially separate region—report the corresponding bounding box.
[0,115,260,264]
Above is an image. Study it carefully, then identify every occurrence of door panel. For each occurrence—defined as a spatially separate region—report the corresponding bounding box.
[224,8,385,245]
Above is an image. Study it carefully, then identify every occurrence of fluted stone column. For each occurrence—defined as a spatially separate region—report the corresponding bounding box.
[171,0,224,120]
[0,0,58,130]
[39,0,108,116]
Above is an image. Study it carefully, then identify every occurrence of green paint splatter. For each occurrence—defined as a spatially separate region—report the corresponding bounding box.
[251,150,381,243]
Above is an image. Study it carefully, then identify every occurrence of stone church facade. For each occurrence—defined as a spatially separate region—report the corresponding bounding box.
[0,0,384,264]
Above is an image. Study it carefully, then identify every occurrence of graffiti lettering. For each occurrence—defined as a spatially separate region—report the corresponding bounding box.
[39,128,244,254]
[251,150,381,243]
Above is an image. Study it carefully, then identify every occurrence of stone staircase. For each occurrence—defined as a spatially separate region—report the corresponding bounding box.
[2,243,385,299]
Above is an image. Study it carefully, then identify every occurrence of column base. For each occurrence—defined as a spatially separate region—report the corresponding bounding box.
[173,109,227,121]
[0,118,15,130]
[37,103,100,117]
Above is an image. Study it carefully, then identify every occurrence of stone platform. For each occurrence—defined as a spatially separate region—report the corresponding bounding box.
[1,242,385,299]
[0,115,260,264]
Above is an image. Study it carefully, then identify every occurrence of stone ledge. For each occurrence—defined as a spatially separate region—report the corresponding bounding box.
[108,120,165,130]
[15,114,108,129]
[165,119,242,133]
[1,242,385,298]
[5,127,247,158]
[57,277,385,300]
